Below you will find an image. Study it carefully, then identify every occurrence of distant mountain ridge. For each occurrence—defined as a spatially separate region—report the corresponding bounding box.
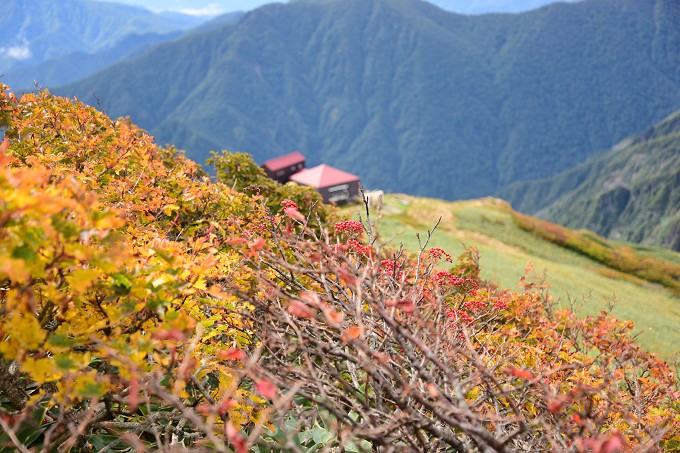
[0,0,203,72]
[55,0,680,201]
[500,110,680,251]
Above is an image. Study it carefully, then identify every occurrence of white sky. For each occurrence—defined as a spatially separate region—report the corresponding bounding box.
[108,1,283,15]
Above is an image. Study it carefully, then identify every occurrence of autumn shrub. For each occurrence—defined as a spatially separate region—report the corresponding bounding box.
[512,212,680,294]
[0,86,679,452]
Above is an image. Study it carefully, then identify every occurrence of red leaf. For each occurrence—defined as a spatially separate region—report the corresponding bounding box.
[284,207,306,223]
[255,380,277,399]
[196,404,212,415]
[337,266,358,285]
[287,300,316,319]
[248,237,266,251]
[246,237,267,258]
[323,307,344,327]
[0,137,8,154]
[372,352,390,364]
[126,373,140,411]
[505,367,533,380]
[217,348,246,361]
[226,422,248,453]
[601,431,626,453]
[217,398,237,415]
[386,299,416,314]
[298,291,321,307]
[547,396,569,414]
[153,328,186,342]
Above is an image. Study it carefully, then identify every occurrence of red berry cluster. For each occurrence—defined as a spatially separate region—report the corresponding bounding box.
[334,220,364,236]
[427,247,453,263]
[281,199,299,210]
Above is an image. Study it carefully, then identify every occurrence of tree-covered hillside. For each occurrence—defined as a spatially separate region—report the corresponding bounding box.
[56,0,680,200]
[501,109,680,251]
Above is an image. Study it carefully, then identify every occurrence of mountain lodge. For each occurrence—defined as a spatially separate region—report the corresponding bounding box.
[261,152,360,204]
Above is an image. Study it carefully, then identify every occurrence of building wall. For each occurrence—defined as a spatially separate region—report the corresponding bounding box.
[318,180,360,204]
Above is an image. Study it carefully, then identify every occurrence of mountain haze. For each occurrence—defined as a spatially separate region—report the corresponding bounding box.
[428,0,580,14]
[501,110,680,251]
[56,0,680,200]
[116,0,579,15]
[0,0,203,71]
[2,31,182,91]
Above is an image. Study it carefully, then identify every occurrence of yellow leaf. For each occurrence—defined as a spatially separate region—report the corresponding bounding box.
[163,204,180,216]
[190,276,206,291]
[152,274,173,288]
[66,268,102,294]
[22,357,60,383]
[9,313,44,349]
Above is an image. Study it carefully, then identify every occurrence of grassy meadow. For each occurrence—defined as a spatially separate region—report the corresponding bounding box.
[341,195,680,360]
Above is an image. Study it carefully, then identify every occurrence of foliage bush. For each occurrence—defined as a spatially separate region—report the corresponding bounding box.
[512,212,680,295]
[0,86,678,451]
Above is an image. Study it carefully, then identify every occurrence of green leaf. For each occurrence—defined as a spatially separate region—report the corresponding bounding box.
[0,404,49,452]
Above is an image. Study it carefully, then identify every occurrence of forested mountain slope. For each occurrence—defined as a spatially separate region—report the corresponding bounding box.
[501,110,680,251]
[56,0,680,200]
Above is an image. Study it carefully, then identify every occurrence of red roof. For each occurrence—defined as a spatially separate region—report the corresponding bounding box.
[262,151,306,172]
[289,164,359,188]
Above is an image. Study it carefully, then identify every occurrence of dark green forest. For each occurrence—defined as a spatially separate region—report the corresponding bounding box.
[501,109,680,251]
[56,0,680,200]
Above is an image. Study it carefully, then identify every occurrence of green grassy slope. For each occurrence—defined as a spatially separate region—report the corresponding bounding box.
[342,195,680,359]
[501,109,680,251]
[56,0,680,200]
